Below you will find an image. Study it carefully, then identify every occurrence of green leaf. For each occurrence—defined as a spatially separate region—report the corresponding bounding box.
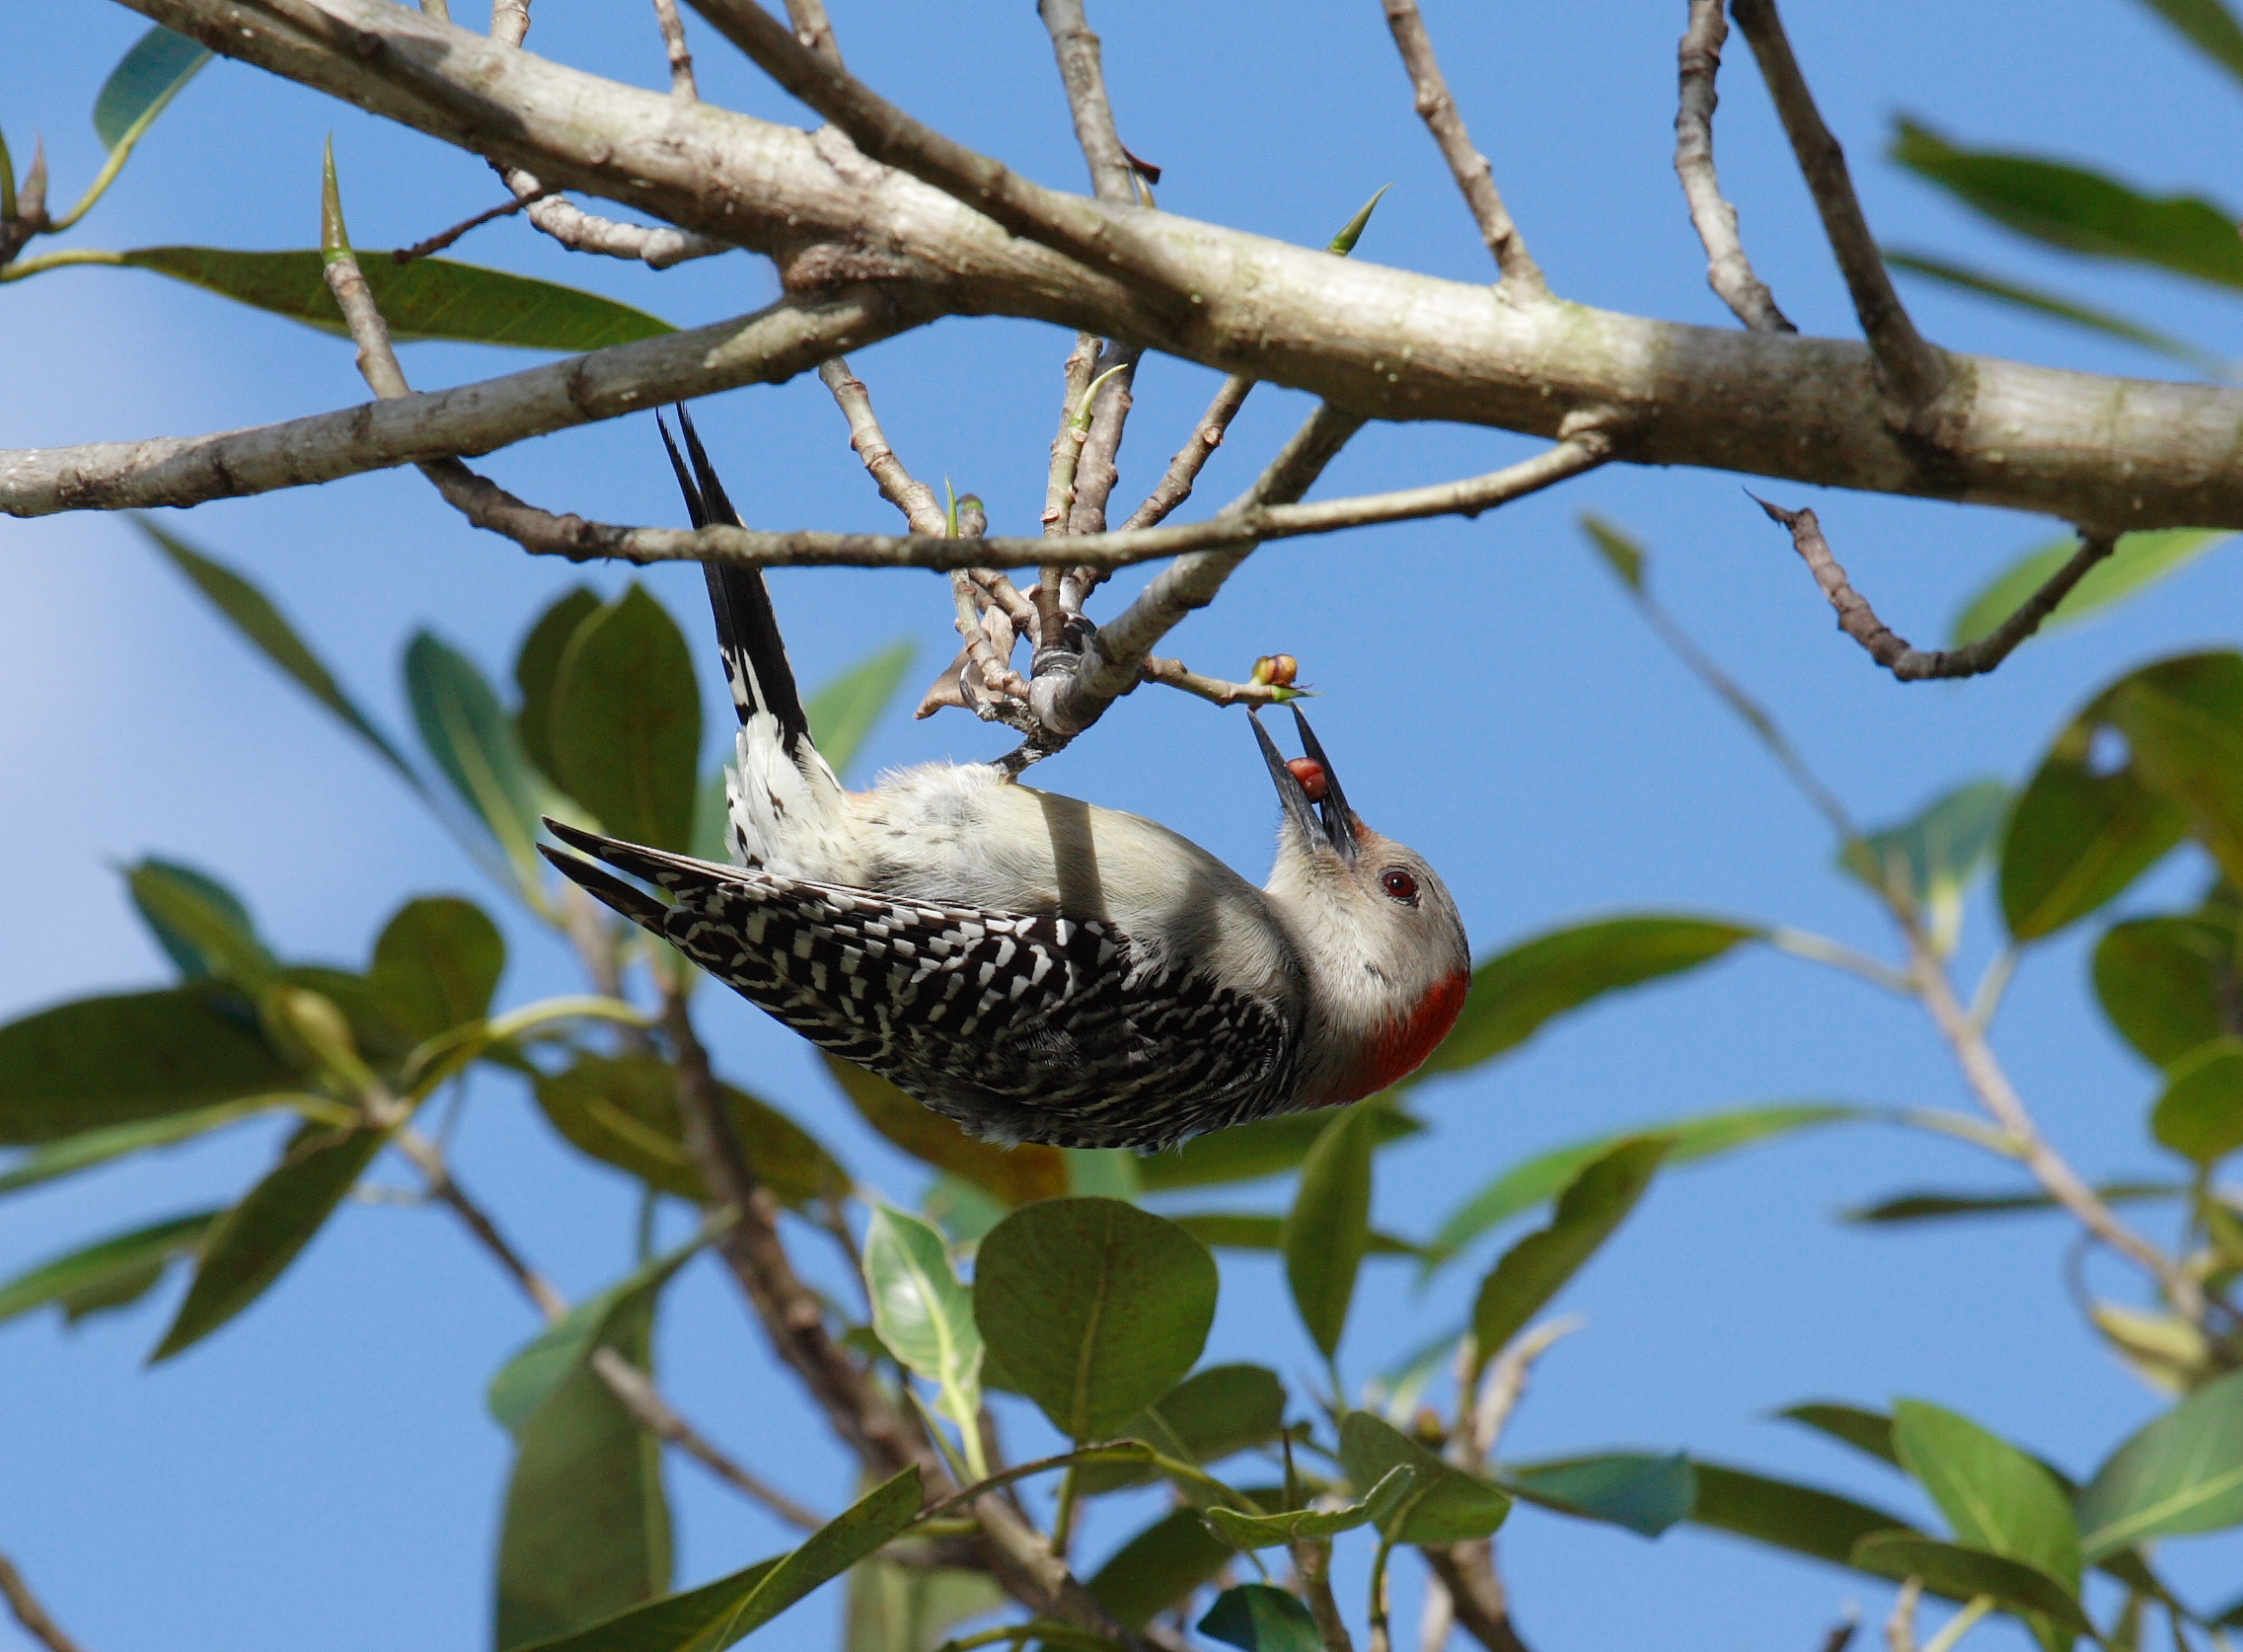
[1501,1453,1695,1538]
[1076,1363,1290,1497]
[1089,1507,1238,1632]
[534,1054,847,1211]
[2132,0,2243,89]
[822,1056,1068,1207]
[113,249,674,350]
[691,767,734,867]
[151,1119,389,1361]
[2150,1038,2243,1164]
[1779,1403,1902,1466]
[1954,531,2231,652]
[93,28,212,152]
[1197,1585,1323,1652]
[0,1211,219,1325]
[1065,1148,1143,1200]
[1891,118,2243,290]
[367,896,506,1044]
[549,586,702,853]
[1887,252,2225,375]
[1203,1465,1417,1547]
[2098,652,2243,891]
[1424,1103,1857,1270]
[1167,1213,1420,1256]
[406,630,554,891]
[1282,1101,1376,1358]
[861,1207,983,1464]
[804,640,916,779]
[1849,1535,2094,1635]
[496,1289,672,1649]
[0,1098,296,1197]
[1891,1399,2082,1594]
[843,1557,1003,1652]
[1326,185,1391,257]
[516,587,604,788]
[1337,1412,1511,1543]
[1843,1183,2184,1224]
[973,1197,1217,1441]
[1469,1136,1673,1372]
[1685,1462,1917,1572]
[1136,1097,1422,1191]
[2097,908,2239,1070]
[2079,1368,2243,1555]
[141,520,418,785]
[1838,781,2010,942]
[1414,917,1758,1082]
[0,988,300,1145]
[1580,512,1646,592]
[517,1466,922,1652]
[125,859,269,986]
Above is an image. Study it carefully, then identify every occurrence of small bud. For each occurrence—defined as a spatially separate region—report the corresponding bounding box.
[1287,758,1327,802]
[1267,653,1298,687]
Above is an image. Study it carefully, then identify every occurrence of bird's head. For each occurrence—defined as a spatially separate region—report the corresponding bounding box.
[1251,707,1471,1105]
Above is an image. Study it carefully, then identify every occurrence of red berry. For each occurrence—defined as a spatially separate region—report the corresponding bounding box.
[1287,757,1327,801]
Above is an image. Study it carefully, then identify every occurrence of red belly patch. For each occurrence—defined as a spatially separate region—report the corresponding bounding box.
[1331,967,1470,1104]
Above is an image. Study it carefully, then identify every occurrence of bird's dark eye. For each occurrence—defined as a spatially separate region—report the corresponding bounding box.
[1381,867,1418,903]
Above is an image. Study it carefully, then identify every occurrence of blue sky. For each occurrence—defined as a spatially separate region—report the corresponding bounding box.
[5,2,2242,1649]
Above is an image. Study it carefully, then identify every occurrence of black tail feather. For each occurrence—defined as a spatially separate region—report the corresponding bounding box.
[659,405,811,755]
[537,842,671,931]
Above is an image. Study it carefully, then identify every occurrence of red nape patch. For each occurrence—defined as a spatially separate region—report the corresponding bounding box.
[1333,968,1470,1103]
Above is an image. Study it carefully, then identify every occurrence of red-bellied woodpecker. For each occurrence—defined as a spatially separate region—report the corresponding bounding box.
[539,410,1471,1150]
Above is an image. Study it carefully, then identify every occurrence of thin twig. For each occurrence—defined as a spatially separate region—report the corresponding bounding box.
[1137,655,1301,708]
[1729,0,1945,407]
[650,0,699,98]
[1820,1609,1862,1652]
[1039,0,1138,206]
[1067,341,1143,538]
[0,1556,89,1652]
[498,165,732,267]
[1290,1540,1355,1652]
[1420,1544,1531,1652]
[1469,1315,1584,1462]
[1044,334,1101,632]
[392,188,548,263]
[490,0,529,49]
[1379,0,1546,297]
[392,1127,566,1317]
[783,0,842,66]
[1886,1579,1921,1652]
[587,1348,824,1528]
[1675,0,1794,333]
[1119,372,1255,534]
[1756,499,2116,682]
[819,357,947,534]
[952,572,1035,707]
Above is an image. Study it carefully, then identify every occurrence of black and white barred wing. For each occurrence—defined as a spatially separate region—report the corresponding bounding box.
[540,823,1296,1149]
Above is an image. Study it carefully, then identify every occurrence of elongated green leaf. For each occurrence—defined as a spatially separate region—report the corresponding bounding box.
[862,1207,983,1458]
[1089,1507,1238,1632]
[2099,652,2243,891]
[516,588,604,788]
[1844,1182,2183,1224]
[0,1097,297,1197]
[0,988,299,1145]
[1204,1465,1416,1547]
[1136,1098,1422,1191]
[1338,1412,1511,1544]
[126,859,267,986]
[1414,917,1758,1081]
[94,28,212,152]
[368,896,505,1044]
[2079,1369,2243,1556]
[1470,1136,1672,1373]
[1955,531,2231,652]
[141,520,418,784]
[1581,512,1646,592]
[1198,1585,1323,1652]
[1168,1213,1420,1256]
[1065,1148,1142,1200]
[1887,250,2224,374]
[974,1197,1217,1441]
[549,587,702,852]
[1780,1403,1902,1466]
[1850,1535,2093,1635]
[406,631,553,888]
[1502,1454,1695,1539]
[517,1467,922,1652]
[1892,1400,2081,1594]
[2134,0,2243,84]
[843,1556,1003,1652]
[496,1291,672,1649]
[1839,781,2009,944]
[1282,1102,1375,1358]
[1892,119,2243,289]
[113,249,674,349]
[1686,1462,1918,1572]
[804,641,916,779]
[1425,1103,1858,1270]
[823,1056,1067,1207]
[2150,1038,2243,1164]
[2096,912,2239,1070]
[0,1211,219,1325]
[1077,1364,1290,1497]
[151,1119,389,1361]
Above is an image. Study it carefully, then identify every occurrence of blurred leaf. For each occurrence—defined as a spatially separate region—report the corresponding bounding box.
[406,631,555,891]
[125,859,268,986]
[2150,1038,2243,1164]
[1065,1148,1143,1201]
[1413,917,1758,1082]
[1686,1462,1917,1573]
[141,520,418,785]
[276,966,414,1084]
[1470,1136,1673,1374]
[1850,1535,2092,1634]
[517,1467,922,1652]
[0,988,299,1145]
[2097,912,2239,1070]
[151,1118,389,1361]
[1889,250,2225,373]
[1581,512,1645,592]
[804,640,916,779]
[535,1054,846,1211]
[1077,1363,1289,1497]
[1892,1399,2081,1594]
[496,1291,672,1649]
[516,587,603,789]
[368,896,506,1044]
[1168,1213,1420,1256]
[92,27,212,152]
[1338,1412,1510,1543]
[0,1097,297,1196]
[2098,652,2243,891]
[922,1174,1008,1246]
[1204,1465,1416,1547]
[1502,1453,1695,1539]
[2089,1300,2215,1397]
[1891,118,2243,289]
[1283,1101,1376,1358]
[1954,531,2231,651]
[974,1197,1217,1440]
[1089,1507,1236,1632]
[550,586,702,853]
[1136,1096,1421,1192]
[822,1056,1066,1207]
[114,249,674,349]
[1838,781,2009,944]
[691,767,733,867]
[1425,1103,1857,1271]
[1197,1585,1323,1652]
[861,1207,983,1466]
[843,1558,1002,1652]
[0,1211,219,1326]
[2131,0,2243,88]
[1779,1402,1901,1466]
[1844,1182,2184,1224]
[2079,1368,2243,1555]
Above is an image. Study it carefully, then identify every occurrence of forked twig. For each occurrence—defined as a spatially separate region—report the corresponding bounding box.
[1675,0,1793,333]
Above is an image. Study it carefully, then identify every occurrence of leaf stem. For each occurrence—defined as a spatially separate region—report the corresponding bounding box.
[1916,1595,1992,1652]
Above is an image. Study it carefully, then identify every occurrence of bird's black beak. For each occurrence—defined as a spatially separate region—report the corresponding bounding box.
[1291,708,1361,865]
[1250,708,1361,866]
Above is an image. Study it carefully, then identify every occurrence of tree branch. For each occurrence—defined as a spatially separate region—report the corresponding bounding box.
[1421,1544,1531,1652]
[651,0,699,98]
[1755,499,2116,681]
[818,357,948,534]
[1040,0,1137,206]
[500,165,732,267]
[0,1556,89,1652]
[1729,0,1945,408]
[1675,0,1793,334]
[1118,372,1255,534]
